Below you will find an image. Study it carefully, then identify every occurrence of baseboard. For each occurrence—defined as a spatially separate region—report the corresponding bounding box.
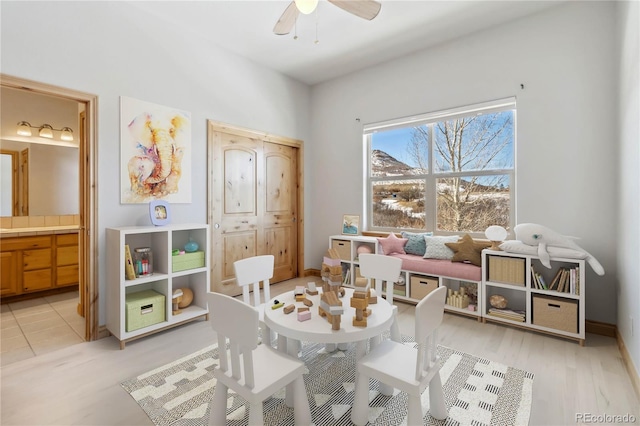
[97,325,111,340]
[616,329,640,400]
[304,268,321,277]
[585,319,617,337]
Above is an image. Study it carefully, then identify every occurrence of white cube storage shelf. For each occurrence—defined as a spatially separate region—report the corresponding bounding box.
[106,224,210,349]
[328,235,482,320]
[328,236,587,344]
[482,249,586,345]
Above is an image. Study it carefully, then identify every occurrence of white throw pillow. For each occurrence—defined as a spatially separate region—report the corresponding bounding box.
[423,235,459,260]
[499,240,588,259]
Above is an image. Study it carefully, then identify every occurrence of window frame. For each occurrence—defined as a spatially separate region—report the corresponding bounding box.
[363,98,516,237]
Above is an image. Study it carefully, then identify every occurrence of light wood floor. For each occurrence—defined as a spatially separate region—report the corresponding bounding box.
[1,277,638,425]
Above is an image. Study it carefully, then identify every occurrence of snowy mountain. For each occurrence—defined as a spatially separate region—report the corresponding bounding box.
[371,150,425,177]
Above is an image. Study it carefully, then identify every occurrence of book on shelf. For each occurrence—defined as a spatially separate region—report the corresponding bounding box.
[531,266,548,289]
[548,268,563,291]
[488,307,525,322]
[343,269,351,285]
[124,244,136,280]
[575,266,580,295]
[530,266,540,289]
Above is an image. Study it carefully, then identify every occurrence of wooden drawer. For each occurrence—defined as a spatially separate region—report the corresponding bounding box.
[23,248,52,270]
[331,239,351,261]
[532,294,578,333]
[56,233,78,246]
[23,269,52,292]
[57,265,79,286]
[410,275,438,300]
[57,245,78,266]
[1,235,51,251]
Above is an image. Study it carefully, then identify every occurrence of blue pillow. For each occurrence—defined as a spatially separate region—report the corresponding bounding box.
[400,231,433,256]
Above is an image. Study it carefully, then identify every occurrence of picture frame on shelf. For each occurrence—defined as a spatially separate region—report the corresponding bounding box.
[342,214,360,235]
[149,200,171,226]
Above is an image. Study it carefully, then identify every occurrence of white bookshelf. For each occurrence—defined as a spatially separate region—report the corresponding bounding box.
[482,249,586,345]
[106,224,210,349]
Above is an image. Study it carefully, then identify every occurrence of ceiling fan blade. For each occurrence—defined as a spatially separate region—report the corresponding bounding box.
[328,0,381,20]
[273,1,299,35]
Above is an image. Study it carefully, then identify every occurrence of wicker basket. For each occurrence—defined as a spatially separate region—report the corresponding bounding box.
[532,294,578,333]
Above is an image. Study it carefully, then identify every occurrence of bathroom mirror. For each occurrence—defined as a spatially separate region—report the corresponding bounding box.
[0,140,79,217]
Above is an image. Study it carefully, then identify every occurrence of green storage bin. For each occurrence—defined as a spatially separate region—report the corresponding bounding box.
[172,251,205,272]
[126,290,166,332]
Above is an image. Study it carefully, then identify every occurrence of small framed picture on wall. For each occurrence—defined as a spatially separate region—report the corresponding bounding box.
[342,214,360,235]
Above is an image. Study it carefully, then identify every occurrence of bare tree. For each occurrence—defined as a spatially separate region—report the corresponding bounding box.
[410,113,513,231]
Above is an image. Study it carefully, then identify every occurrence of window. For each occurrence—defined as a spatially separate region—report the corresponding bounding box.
[364,98,515,234]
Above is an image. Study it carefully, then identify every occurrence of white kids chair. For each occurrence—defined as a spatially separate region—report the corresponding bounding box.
[233,255,275,346]
[357,253,403,343]
[207,292,311,426]
[351,286,448,425]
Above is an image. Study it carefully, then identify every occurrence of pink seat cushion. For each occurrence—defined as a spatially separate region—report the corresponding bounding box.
[388,253,482,282]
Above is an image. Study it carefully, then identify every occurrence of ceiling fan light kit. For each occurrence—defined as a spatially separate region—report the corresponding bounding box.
[295,0,318,15]
[274,0,381,36]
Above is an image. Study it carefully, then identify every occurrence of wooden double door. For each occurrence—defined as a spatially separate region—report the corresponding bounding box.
[208,122,303,296]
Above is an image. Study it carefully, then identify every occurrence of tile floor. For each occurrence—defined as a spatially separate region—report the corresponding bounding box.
[1,291,85,366]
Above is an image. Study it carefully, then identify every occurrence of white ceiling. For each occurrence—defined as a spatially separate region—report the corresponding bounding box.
[129,1,565,86]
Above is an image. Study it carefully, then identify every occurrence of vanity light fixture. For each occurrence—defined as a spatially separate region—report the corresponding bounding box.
[16,121,32,136]
[16,121,74,142]
[60,127,74,141]
[39,124,54,138]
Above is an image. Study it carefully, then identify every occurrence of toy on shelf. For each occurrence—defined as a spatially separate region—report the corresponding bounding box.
[513,223,604,275]
[319,290,344,330]
[489,294,508,309]
[178,287,193,309]
[446,287,470,309]
[172,289,183,315]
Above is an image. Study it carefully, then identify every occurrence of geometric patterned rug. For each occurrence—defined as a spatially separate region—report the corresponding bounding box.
[121,337,534,426]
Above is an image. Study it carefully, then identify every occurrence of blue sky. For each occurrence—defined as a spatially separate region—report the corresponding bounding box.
[371,127,419,167]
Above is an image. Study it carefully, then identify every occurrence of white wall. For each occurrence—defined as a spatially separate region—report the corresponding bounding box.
[616,0,640,383]
[309,1,619,323]
[1,1,311,325]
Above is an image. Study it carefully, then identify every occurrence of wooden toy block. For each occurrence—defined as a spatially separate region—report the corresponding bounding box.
[350,298,368,310]
[297,310,311,322]
[298,306,309,312]
[363,308,372,317]
[331,315,341,330]
[353,318,367,327]
[295,294,306,302]
[306,282,318,295]
[294,285,305,295]
[271,302,284,309]
[302,298,313,307]
[329,274,342,283]
[326,248,341,259]
[283,304,295,314]
[354,277,368,287]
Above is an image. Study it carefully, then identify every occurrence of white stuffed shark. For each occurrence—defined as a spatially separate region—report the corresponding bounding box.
[514,223,605,276]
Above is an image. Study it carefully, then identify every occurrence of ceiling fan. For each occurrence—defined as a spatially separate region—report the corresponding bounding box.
[273,0,382,35]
